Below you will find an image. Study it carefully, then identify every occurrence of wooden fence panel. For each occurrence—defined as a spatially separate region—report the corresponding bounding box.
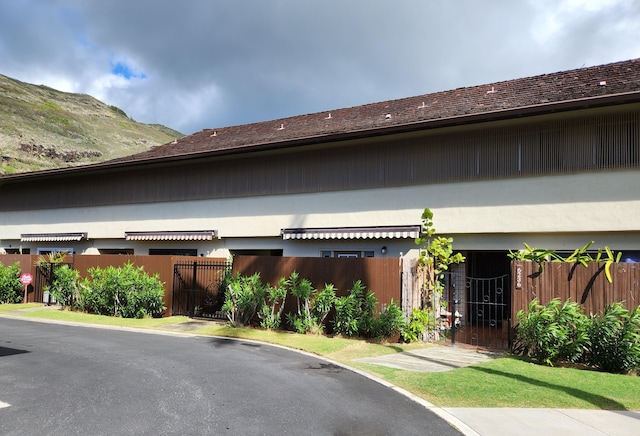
[511,261,640,320]
[232,256,401,308]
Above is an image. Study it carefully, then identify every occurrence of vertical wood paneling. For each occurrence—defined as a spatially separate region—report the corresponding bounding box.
[511,261,640,319]
[231,256,401,310]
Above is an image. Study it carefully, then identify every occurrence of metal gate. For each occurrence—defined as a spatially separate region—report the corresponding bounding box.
[172,260,230,317]
[441,273,511,350]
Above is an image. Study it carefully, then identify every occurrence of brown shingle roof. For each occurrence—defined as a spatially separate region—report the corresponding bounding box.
[63,58,640,165]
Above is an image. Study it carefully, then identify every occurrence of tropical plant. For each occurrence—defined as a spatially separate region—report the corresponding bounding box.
[0,261,23,304]
[79,262,165,318]
[414,208,465,340]
[516,298,590,366]
[284,272,336,334]
[47,265,80,308]
[332,280,377,337]
[401,308,432,343]
[372,300,406,340]
[508,241,622,283]
[586,303,640,373]
[258,277,288,329]
[312,283,337,329]
[221,272,265,327]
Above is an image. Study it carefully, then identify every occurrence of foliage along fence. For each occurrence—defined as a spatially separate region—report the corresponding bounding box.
[511,260,640,321]
[0,254,222,316]
[232,256,402,328]
[1,254,402,321]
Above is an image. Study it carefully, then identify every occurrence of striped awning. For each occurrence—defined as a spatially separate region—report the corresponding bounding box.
[125,230,217,241]
[281,225,421,240]
[20,232,87,242]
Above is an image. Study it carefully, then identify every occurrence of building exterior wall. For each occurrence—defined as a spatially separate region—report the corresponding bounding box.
[2,169,639,256]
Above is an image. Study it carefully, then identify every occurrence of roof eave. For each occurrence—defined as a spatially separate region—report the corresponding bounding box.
[2,90,640,182]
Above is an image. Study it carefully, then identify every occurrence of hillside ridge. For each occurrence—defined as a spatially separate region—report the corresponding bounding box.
[0,73,183,174]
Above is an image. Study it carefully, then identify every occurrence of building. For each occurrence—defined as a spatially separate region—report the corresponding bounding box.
[2,58,640,283]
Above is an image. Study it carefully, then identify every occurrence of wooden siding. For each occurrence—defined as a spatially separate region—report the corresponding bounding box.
[1,109,639,211]
[232,255,401,310]
[511,261,640,321]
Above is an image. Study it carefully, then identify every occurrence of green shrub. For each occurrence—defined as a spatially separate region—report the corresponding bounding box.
[516,298,589,366]
[586,303,640,373]
[222,273,265,327]
[401,308,432,342]
[79,262,165,318]
[285,272,336,334]
[372,300,406,340]
[48,265,80,308]
[258,277,288,329]
[333,280,377,337]
[0,262,23,304]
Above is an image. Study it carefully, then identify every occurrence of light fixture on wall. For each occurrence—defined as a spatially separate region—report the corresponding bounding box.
[381,246,387,254]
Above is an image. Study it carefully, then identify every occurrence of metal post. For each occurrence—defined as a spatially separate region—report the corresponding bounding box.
[190,261,198,317]
[451,276,457,346]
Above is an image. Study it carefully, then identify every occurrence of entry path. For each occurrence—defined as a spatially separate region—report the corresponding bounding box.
[0,317,460,436]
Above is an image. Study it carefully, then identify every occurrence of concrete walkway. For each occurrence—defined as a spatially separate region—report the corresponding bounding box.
[355,345,501,372]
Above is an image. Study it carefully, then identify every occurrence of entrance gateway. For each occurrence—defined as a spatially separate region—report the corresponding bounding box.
[441,272,511,350]
[172,260,230,317]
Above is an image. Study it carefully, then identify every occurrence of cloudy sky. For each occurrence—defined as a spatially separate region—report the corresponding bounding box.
[1,0,639,135]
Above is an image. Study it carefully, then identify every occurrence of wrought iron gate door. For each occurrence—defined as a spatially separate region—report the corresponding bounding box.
[172,260,230,317]
[442,273,511,350]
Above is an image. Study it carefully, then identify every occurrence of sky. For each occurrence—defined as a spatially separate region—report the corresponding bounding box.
[1,0,639,136]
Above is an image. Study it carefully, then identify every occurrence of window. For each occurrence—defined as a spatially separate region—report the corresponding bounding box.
[99,248,134,255]
[4,248,30,254]
[37,247,73,255]
[149,248,197,256]
[322,250,376,258]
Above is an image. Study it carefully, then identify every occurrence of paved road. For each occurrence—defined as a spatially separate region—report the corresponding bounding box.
[0,317,461,435]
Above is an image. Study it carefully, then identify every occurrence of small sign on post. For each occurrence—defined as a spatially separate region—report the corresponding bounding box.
[20,273,33,303]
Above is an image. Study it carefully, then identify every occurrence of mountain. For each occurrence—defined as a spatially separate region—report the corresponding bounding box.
[0,73,183,174]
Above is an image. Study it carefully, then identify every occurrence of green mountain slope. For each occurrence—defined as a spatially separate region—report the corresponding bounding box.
[0,74,183,174]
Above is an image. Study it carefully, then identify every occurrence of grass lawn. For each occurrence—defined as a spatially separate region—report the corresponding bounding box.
[3,305,639,410]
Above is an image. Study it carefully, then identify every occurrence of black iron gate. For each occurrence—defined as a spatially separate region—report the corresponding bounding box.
[441,273,511,350]
[172,260,230,317]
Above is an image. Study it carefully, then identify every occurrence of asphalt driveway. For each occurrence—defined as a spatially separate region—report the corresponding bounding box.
[0,317,461,435]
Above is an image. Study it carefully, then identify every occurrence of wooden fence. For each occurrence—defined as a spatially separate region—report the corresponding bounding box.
[511,260,640,320]
[0,254,223,316]
[1,254,402,320]
[232,256,401,306]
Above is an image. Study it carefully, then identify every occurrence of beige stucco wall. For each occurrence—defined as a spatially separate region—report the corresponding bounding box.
[2,170,639,254]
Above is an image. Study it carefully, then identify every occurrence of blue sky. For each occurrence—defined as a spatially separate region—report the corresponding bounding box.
[0,0,639,135]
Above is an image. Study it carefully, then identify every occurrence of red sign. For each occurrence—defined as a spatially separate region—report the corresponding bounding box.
[20,273,33,285]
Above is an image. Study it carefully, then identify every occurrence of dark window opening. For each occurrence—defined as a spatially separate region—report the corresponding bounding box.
[230,249,283,257]
[149,248,197,256]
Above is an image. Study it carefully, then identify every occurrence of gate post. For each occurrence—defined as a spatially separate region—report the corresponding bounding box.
[189,261,198,317]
